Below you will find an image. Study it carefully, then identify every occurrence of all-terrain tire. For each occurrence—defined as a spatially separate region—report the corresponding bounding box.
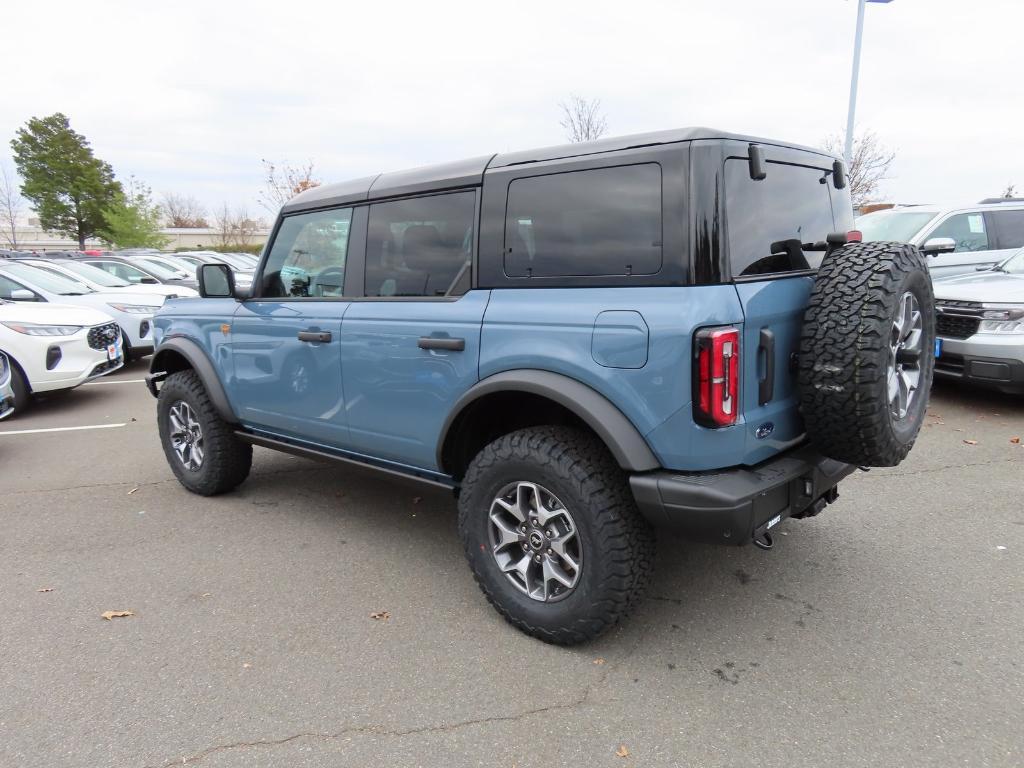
[799,240,935,467]
[458,426,655,645]
[157,369,252,495]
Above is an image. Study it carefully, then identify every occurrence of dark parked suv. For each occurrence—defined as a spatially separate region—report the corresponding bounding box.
[147,128,935,644]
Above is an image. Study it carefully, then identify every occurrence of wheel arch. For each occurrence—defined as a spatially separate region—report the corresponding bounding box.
[150,337,237,424]
[438,370,660,479]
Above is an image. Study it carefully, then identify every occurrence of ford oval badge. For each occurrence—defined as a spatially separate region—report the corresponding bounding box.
[755,422,775,440]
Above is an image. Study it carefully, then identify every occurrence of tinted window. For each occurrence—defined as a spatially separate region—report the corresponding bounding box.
[992,210,1024,249]
[928,213,989,253]
[365,191,475,297]
[504,164,662,278]
[726,159,836,276]
[262,208,352,298]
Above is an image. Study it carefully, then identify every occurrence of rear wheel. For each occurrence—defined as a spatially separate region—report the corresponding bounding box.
[458,426,655,645]
[799,241,935,466]
[157,369,252,495]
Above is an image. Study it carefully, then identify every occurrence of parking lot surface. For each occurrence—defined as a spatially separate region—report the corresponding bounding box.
[1,361,1022,768]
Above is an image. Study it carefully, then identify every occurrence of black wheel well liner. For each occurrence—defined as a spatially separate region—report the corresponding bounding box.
[150,338,237,424]
[438,370,660,479]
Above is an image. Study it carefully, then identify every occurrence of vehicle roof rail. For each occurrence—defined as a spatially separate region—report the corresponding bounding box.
[978,197,1024,205]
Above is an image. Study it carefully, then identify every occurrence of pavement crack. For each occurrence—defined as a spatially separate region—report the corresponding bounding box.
[863,456,1023,479]
[150,695,602,766]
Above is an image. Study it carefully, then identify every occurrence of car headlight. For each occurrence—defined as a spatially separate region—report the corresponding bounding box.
[979,303,1024,333]
[107,303,157,315]
[1,322,82,336]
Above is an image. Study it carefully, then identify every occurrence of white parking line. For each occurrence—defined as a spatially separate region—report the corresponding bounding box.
[83,379,147,386]
[0,423,127,436]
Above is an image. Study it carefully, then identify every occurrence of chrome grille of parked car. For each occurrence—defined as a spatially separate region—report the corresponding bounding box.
[86,322,120,350]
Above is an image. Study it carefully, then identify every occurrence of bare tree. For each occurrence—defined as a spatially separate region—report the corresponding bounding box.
[213,202,264,247]
[0,163,24,248]
[161,193,209,228]
[824,129,896,209]
[1001,183,1017,199]
[258,159,321,214]
[558,95,608,143]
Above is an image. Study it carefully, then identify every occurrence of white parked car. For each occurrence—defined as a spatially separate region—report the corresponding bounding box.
[0,351,15,419]
[0,298,124,412]
[16,258,198,300]
[0,261,162,360]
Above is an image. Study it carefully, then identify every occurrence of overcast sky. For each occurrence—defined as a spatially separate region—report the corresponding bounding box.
[3,0,1020,217]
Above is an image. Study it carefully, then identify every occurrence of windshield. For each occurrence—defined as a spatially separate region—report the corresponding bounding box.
[998,248,1024,274]
[215,253,255,271]
[857,210,937,243]
[134,258,187,280]
[57,260,131,287]
[0,262,94,295]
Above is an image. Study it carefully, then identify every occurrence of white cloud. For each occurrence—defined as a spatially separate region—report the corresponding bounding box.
[1,0,1019,212]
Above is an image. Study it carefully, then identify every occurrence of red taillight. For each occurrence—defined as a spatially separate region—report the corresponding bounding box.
[847,229,863,243]
[694,326,740,428]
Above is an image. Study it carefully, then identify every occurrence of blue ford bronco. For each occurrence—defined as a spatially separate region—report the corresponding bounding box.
[148,128,935,644]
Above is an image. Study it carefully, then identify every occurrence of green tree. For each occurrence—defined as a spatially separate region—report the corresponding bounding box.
[97,176,169,249]
[10,113,122,248]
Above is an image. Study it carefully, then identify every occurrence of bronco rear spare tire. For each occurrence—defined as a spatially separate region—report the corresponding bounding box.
[798,241,935,467]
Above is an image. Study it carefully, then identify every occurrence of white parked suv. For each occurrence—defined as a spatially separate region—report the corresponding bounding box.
[0,260,162,360]
[858,199,1024,279]
[0,298,124,411]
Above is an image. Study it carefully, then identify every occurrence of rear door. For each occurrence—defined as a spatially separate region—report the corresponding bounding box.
[339,190,486,472]
[230,206,358,447]
[723,145,851,464]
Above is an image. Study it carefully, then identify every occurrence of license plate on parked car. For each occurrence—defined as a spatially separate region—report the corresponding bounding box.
[107,344,118,361]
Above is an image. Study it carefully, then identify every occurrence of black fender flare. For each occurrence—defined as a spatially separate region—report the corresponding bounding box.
[437,369,660,473]
[149,337,238,424]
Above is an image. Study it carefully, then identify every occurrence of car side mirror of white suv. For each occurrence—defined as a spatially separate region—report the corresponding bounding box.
[922,237,956,256]
[10,289,38,301]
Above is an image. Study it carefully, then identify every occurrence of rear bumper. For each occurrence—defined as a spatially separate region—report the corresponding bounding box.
[630,445,856,545]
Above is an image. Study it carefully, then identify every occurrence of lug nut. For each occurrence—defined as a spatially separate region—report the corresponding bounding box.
[546,529,554,538]
[520,525,527,533]
[534,554,542,562]
[547,548,553,555]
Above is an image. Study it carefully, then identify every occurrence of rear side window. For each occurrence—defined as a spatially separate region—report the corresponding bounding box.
[991,210,1024,250]
[725,159,836,277]
[365,191,475,297]
[504,164,662,278]
[928,213,989,252]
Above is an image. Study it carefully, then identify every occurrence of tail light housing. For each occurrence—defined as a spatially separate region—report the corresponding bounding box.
[694,326,740,427]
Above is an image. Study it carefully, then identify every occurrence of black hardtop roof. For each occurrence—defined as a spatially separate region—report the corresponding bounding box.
[282,127,835,214]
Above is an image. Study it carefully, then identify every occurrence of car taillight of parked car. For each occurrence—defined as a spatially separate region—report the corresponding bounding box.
[694,326,739,428]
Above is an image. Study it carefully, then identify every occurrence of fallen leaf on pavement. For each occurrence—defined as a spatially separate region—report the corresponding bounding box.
[615,744,630,758]
[593,658,605,665]
[963,440,978,446]
[1011,437,1021,445]
[242,662,252,668]
[101,610,134,620]
[37,587,54,593]
[370,610,390,621]
[128,487,138,495]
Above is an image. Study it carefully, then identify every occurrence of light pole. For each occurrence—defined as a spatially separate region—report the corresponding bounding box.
[845,0,892,164]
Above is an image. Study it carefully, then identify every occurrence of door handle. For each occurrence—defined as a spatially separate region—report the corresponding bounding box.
[758,328,775,405]
[297,330,332,343]
[417,336,465,351]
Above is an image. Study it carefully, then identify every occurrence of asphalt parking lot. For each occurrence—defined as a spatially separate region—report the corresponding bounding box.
[1,361,1022,768]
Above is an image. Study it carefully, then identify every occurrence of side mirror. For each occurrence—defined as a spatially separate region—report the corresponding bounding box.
[10,289,37,301]
[197,263,235,298]
[922,237,956,256]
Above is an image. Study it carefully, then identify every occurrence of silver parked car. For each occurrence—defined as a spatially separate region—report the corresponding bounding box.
[933,247,1024,394]
[858,199,1024,280]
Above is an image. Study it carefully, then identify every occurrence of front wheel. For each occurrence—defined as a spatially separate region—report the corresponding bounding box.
[458,426,655,645]
[157,369,252,495]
